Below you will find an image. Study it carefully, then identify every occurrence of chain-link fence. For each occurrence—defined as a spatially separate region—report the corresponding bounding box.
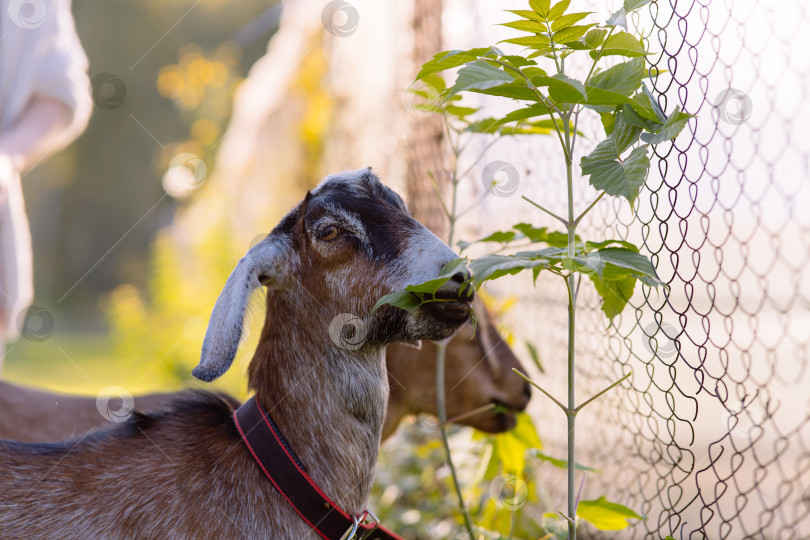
[446,0,810,538]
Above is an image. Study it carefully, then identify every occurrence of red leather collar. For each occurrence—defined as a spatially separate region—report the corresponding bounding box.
[233,396,404,540]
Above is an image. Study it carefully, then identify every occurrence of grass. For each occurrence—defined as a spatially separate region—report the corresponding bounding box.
[3,332,251,399]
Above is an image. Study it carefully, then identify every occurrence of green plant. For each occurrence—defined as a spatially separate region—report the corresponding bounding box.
[378,0,691,538]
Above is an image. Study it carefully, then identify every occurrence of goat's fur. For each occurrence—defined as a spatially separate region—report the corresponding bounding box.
[0,170,472,538]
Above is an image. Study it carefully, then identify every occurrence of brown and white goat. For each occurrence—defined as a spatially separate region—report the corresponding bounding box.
[0,298,529,444]
[0,169,473,538]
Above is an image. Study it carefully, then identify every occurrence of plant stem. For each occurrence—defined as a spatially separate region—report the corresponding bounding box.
[521,196,569,226]
[436,341,475,539]
[512,368,568,414]
[434,121,475,540]
[443,402,497,425]
[573,192,605,227]
[564,110,577,540]
[575,372,631,413]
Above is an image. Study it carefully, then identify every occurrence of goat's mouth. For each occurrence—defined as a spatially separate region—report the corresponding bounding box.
[423,299,472,323]
[489,401,520,431]
[445,401,521,433]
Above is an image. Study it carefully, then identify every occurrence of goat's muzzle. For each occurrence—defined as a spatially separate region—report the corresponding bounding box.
[427,269,474,323]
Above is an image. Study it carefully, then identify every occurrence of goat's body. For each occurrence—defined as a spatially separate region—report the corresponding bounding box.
[0,170,468,537]
[0,392,318,539]
[0,381,174,443]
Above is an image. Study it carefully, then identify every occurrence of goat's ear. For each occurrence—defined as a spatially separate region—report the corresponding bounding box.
[192,238,285,382]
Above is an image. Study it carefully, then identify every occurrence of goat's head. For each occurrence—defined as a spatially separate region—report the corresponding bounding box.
[192,169,473,382]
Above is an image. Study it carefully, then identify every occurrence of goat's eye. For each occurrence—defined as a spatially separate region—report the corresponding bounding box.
[318,226,340,241]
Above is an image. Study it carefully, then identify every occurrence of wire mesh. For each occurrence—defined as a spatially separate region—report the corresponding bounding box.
[447,0,810,538]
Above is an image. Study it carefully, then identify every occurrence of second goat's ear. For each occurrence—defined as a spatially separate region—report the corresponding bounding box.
[192,237,285,382]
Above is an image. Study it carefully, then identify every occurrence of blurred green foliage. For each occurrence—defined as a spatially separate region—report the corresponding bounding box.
[23,0,278,328]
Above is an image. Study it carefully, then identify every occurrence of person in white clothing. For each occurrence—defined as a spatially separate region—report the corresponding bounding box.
[0,0,92,370]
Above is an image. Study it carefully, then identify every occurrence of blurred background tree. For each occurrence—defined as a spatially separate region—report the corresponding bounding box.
[23,0,278,330]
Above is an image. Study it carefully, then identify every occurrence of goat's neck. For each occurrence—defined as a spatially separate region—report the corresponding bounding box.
[247,302,388,515]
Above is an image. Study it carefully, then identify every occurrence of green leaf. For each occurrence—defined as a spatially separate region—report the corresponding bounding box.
[506,9,543,22]
[529,0,551,19]
[532,73,587,103]
[494,413,544,474]
[552,24,596,45]
[592,31,649,58]
[585,238,639,251]
[447,60,514,98]
[599,111,615,134]
[526,341,544,373]
[584,86,635,107]
[624,0,652,12]
[500,35,552,49]
[641,84,668,121]
[458,230,517,252]
[470,254,551,288]
[550,12,591,31]
[627,95,661,123]
[606,8,627,28]
[511,412,543,449]
[372,290,423,312]
[582,112,642,161]
[416,47,493,80]
[529,449,599,472]
[512,222,549,243]
[497,122,556,136]
[584,28,608,48]
[372,258,470,311]
[588,58,645,96]
[577,496,643,530]
[500,19,547,33]
[622,103,660,130]
[547,0,571,20]
[464,118,502,134]
[501,103,553,124]
[591,274,636,318]
[500,55,538,69]
[474,82,539,101]
[582,145,649,204]
[596,247,661,285]
[444,104,478,118]
[640,106,692,144]
[515,246,568,263]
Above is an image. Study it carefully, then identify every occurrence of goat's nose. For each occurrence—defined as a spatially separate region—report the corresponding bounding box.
[450,268,474,300]
[450,268,471,284]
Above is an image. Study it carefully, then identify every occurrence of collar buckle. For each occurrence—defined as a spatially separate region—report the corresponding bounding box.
[341,508,381,540]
